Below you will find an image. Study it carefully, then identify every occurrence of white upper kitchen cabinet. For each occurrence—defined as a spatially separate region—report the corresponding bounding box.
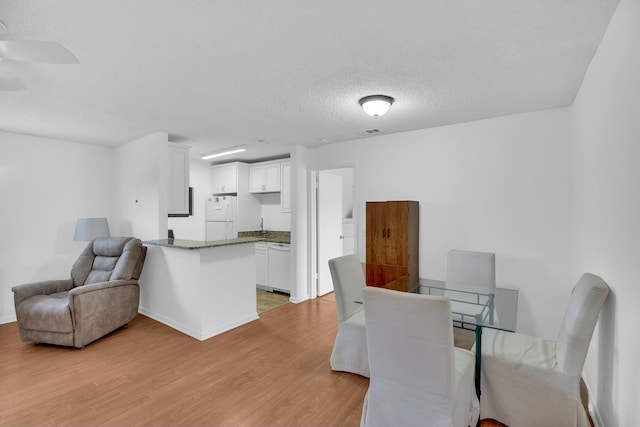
[168,143,190,215]
[250,161,281,193]
[212,162,243,194]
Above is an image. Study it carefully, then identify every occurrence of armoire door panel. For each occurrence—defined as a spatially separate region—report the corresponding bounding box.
[366,201,388,265]
[365,200,419,289]
[365,263,408,288]
[384,201,409,266]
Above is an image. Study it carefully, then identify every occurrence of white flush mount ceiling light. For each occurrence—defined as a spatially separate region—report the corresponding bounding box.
[201,146,247,160]
[359,95,394,118]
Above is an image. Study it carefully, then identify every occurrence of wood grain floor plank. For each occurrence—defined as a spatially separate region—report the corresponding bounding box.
[1,296,504,427]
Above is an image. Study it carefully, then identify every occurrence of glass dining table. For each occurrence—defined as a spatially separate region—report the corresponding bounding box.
[359,275,518,402]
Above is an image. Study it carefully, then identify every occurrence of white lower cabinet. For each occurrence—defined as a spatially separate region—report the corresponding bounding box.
[255,242,268,286]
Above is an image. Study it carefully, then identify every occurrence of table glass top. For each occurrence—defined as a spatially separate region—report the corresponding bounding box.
[371,276,517,332]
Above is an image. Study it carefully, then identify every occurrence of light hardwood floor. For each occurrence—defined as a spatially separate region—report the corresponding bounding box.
[1,295,503,426]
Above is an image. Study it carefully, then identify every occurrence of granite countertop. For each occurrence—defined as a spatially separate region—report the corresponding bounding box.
[144,237,263,250]
[238,230,290,243]
[144,230,290,250]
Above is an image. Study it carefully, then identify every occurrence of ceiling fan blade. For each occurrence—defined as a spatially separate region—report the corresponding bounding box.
[0,40,80,64]
[0,68,26,90]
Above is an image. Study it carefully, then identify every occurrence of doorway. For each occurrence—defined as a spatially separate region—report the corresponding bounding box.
[311,167,356,298]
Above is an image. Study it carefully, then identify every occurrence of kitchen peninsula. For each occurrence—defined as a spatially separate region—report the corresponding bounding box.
[139,237,261,341]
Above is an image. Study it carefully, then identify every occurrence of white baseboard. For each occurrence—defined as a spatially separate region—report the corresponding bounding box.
[0,314,17,324]
[138,306,201,339]
[138,307,258,341]
[200,314,259,341]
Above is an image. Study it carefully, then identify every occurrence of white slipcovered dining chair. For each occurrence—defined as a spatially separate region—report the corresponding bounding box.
[361,286,479,427]
[445,250,498,326]
[328,254,369,377]
[477,273,609,427]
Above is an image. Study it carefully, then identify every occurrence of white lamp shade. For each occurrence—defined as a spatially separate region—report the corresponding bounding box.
[359,95,394,118]
[74,217,111,241]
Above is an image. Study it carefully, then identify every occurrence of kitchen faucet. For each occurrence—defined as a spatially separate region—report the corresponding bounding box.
[260,217,264,233]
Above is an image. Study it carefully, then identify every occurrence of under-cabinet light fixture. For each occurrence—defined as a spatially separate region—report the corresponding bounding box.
[201,146,247,160]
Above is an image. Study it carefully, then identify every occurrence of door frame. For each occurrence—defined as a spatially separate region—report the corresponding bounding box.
[309,164,358,299]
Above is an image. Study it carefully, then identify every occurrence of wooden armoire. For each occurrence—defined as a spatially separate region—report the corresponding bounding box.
[365,200,419,289]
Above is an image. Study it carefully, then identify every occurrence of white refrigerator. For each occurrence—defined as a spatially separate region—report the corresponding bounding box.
[206,196,238,241]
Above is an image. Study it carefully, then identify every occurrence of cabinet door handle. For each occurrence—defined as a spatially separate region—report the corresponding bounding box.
[387,228,391,239]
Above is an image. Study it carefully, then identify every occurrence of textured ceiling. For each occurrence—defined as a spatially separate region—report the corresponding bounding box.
[0,0,619,160]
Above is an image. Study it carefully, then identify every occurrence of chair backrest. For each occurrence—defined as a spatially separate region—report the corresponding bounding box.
[363,286,456,424]
[555,273,609,376]
[445,250,496,302]
[328,254,366,322]
[71,237,146,286]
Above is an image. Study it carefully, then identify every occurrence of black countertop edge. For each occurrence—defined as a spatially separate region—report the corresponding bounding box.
[144,237,290,250]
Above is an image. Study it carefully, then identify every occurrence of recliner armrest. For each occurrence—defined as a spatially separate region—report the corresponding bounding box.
[68,279,139,297]
[12,278,74,309]
[68,280,140,323]
[68,280,140,345]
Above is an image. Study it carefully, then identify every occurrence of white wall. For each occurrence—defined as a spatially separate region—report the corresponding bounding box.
[255,192,291,231]
[0,132,115,323]
[290,145,310,303]
[168,159,211,240]
[114,132,168,241]
[309,108,573,338]
[328,168,355,219]
[168,158,292,238]
[0,131,188,323]
[571,0,640,425]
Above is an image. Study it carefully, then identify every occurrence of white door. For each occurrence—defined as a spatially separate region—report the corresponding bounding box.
[317,171,343,296]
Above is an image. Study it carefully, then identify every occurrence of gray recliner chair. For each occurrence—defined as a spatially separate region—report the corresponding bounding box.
[12,237,147,348]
